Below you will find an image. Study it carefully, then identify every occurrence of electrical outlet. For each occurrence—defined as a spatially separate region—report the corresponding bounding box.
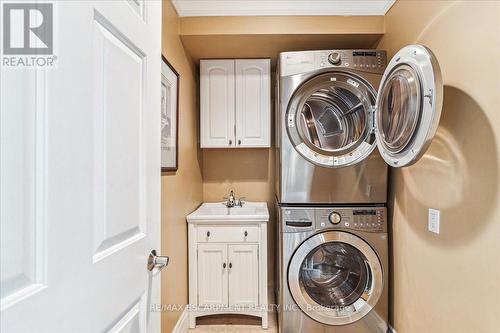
[428,208,440,234]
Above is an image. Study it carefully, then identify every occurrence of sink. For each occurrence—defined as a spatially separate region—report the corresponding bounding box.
[186,202,269,222]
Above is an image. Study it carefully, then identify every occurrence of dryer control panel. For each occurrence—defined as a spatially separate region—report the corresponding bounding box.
[280,50,387,77]
[316,207,387,232]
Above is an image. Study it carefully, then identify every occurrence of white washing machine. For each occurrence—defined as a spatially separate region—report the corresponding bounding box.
[277,205,389,333]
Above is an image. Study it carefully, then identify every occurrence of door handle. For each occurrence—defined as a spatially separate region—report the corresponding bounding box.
[147,249,169,272]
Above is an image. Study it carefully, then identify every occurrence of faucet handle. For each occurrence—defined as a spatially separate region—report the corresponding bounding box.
[237,197,246,206]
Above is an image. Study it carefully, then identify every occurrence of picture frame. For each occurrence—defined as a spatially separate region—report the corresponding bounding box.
[161,55,179,172]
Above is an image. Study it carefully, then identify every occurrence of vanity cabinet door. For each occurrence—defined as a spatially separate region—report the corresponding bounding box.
[200,60,235,148]
[228,244,259,306]
[197,244,228,306]
[235,59,271,147]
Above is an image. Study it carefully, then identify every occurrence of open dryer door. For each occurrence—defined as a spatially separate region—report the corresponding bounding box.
[374,45,443,167]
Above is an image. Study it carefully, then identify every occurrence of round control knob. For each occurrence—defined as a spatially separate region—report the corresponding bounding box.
[329,212,342,224]
[328,52,341,65]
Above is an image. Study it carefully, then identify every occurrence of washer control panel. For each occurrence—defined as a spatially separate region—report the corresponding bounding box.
[282,208,315,233]
[328,212,342,224]
[316,207,386,232]
[281,206,387,233]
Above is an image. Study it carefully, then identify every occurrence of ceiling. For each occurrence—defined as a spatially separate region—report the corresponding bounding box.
[172,0,396,17]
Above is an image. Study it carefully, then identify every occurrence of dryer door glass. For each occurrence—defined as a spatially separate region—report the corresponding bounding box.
[286,71,377,168]
[300,242,369,307]
[375,45,443,167]
[288,231,383,326]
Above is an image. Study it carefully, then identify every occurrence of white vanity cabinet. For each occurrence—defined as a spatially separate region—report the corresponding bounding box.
[186,202,269,329]
[200,59,270,148]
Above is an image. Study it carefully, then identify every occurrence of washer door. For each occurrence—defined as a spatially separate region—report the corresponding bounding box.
[286,71,377,168]
[375,45,443,167]
[288,231,383,326]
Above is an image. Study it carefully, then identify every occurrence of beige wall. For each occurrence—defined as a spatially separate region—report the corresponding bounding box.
[180,15,385,35]
[179,15,385,68]
[378,1,500,332]
[161,1,203,332]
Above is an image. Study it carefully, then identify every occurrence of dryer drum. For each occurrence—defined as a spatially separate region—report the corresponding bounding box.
[298,86,370,154]
[285,71,378,168]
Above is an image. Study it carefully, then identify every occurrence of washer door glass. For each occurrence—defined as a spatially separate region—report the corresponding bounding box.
[288,231,383,326]
[300,242,369,308]
[286,71,377,168]
[375,45,443,167]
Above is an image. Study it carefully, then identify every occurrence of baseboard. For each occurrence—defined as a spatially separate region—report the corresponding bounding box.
[388,324,398,333]
[171,308,189,333]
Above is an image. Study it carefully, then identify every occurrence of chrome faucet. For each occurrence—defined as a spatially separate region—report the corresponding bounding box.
[224,190,245,207]
[226,190,236,207]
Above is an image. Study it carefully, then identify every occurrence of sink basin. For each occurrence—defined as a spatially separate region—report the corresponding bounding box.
[186,202,269,223]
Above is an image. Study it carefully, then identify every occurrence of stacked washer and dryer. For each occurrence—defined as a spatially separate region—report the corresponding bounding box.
[275,46,443,333]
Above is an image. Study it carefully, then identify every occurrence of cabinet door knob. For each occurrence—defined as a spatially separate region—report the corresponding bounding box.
[229,263,232,269]
[238,139,241,145]
[207,231,210,237]
[244,231,248,237]
[229,139,232,145]
[223,263,226,269]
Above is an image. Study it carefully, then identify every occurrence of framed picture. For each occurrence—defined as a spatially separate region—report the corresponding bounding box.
[161,55,179,172]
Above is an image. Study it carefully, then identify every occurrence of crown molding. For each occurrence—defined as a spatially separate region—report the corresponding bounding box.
[172,0,396,17]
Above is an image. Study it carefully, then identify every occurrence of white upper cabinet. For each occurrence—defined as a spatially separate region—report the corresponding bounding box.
[200,59,271,148]
[200,60,235,148]
[236,59,271,147]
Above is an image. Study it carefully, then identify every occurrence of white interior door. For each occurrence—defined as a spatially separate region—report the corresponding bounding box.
[200,59,235,148]
[197,244,228,306]
[235,59,270,147]
[1,1,162,332]
[228,244,259,306]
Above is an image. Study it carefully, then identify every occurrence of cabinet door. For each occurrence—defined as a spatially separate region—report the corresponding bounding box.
[235,59,271,147]
[228,244,259,306]
[200,60,235,148]
[197,244,228,306]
